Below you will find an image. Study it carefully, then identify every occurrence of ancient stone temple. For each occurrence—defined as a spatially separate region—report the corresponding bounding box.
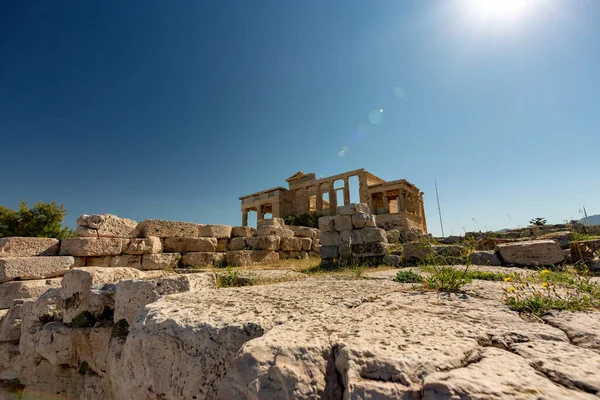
[239,168,427,233]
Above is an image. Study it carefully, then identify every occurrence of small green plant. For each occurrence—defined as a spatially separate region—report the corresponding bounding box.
[217,267,252,288]
[529,217,547,227]
[393,270,423,283]
[71,311,96,328]
[424,266,471,292]
[466,270,520,282]
[571,231,600,242]
[111,319,130,338]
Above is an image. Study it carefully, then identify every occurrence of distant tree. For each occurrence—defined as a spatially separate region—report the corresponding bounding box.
[529,217,547,227]
[0,201,76,238]
[284,211,324,228]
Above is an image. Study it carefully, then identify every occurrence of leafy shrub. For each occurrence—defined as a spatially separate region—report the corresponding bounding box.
[284,211,323,228]
[217,267,252,288]
[424,266,472,292]
[0,200,75,238]
[71,311,96,328]
[393,270,423,283]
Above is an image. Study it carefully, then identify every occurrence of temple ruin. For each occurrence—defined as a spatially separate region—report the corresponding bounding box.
[239,168,427,233]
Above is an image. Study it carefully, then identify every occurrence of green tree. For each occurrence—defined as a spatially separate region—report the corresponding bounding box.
[529,217,547,227]
[0,201,76,238]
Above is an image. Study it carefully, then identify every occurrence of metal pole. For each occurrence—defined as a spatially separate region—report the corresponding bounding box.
[435,179,445,237]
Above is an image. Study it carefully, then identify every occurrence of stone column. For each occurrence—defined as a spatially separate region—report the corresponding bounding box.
[316,185,323,211]
[343,178,350,205]
[368,194,375,215]
[272,201,281,218]
[398,191,406,212]
[383,193,390,214]
[328,183,337,213]
[242,210,248,227]
[257,205,264,222]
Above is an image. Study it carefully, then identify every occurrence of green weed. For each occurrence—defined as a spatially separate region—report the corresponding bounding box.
[393,270,423,283]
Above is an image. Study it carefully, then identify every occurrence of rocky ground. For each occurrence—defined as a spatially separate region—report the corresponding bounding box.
[2,261,598,400]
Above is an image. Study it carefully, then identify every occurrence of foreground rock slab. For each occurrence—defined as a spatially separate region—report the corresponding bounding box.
[497,240,564,266]
[0,237,59,257]
[0,256,74,283]
[0,278,62,309]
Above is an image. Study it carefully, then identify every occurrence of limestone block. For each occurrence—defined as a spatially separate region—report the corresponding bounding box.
[85,256,112,267]
[375,213,411,230]
[288,251,301,259]
[497,240,564,266]
[318,216,336,232]
[360,227,388,244]
[109,255,143,269]
[469,251,503,266]
[334,215,353,232]
[433,245,465,257]
[0,237,59,257]
[0,300,24,342]
[73,256,86,267]
[60,267,145,302]
[71,326,112,376]
[278,251,289,260]
[59,237,128,257]
[352,242,390,257]
[163,237,217,253]
[180,252,225,267]
[0,256,74,283]
[257,218,285,229]
[300,238,312,251]
[539,231,574,249]
[34,322,74,366]
[115,273,216,324]
[216,238,228,252]
[0,342,20,380]
[76,226,98,237]
[227,237,247,251]
[386,230,401,243]
[352,212,376,229]
[320,246,339,259]
[246,237,258,249]
[77,214,137,238]
[0,278,61,309]
[256,226,294,237]
[383,254,403,266]
[338,243,351,258]
[198,224,232,239]
[124,237,162,255]
[134,219,198,238]
[231,226,257,238]
[225,250,279,267]
[337,203,370,215]
[320,232,342,247]
[280,237,303,252]
[141,253,181,270]
[252,236,281,251]
[294,227,317,239]
[403,242,434,263]
[311,239,321,252]
[63,282,116,324]
[341,230,363,245]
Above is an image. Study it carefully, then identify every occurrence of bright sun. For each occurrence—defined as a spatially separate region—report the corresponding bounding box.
[461,0,545,23]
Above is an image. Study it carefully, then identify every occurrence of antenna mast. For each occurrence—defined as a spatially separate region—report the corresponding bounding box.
[434,179,445,237]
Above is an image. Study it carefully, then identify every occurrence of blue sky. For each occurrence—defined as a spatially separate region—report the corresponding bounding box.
[1,0,599,236]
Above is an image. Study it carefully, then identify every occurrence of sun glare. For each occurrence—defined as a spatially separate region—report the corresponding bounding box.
[460,0,545,23]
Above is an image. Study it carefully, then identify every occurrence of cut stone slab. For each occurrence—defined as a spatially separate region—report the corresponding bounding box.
[123,237,162,255]
[180,252,225,267]
[359,227,388,244]
[497,240,564,266]
[334,215,353,232]
[341,230,363,245]
[225,250,279,267]
[59,238,128,257]
[257,218,285,229]
[198,225,232,239]
[85,256,112,267]
[318,216,336,233]
[300,238,312,251]
[280,237,303,252]
[76,214,137,238]
[231,226,256,238]
[134,220,198,238]
[403,242,434,263]
[227,237,247,251]
[0,300,25,342]
[293,227,317,239]
[109,255,143,269]
[469,250,503,266]
[351,212,376,229]
[337,203,370,215]
[433,244,465,257]
[252,236,281,251]
[256,226,294,237]
[163,237,217,253]
[320,232,342,247]
[351,242,390,257]
[0,278,61,309]
[320,246,339,259]
[542,311,600,351]
[141,253,181,270]
[115,273,216,324]
[0,237,59,257]
[0,256,74,283]
[386,230,401,243]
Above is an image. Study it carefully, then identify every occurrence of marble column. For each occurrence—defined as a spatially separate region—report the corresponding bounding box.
[343,178,350,205]
[242,209,248,227]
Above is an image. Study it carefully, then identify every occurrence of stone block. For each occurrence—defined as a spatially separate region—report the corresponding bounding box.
[198,224,233,239]
[382,254,403,266]
[0,256,74,283]
[59,238,128,257]
[386,230,401,243]
[341,230,363,246]
[280,237,303,252]
[163,237,217,253]
[278,251,289,260]
[403,242,434,263]
[231,226,256,238]
[320,232,342,247]
[0,300,25,342]
[225,250,279,267]
[115,273,216,324]
[75,226,97,237]
[375,214,412,230]
[257,218,285,229]
[288,251,301,259]
[252,236,281,251]
[318,216,336,232]
[433,245,465,257]
[338,243,351,258]
[0,237,59,257]
[334,215,353,232]
[141,253,181,270]
[337,203,370,216]
[360,227,388,244]
[256,226,294,237]
[469,251,503,266]
[124,237,162,255]
[351,242,390,257]
[300,251,309,259]
[227,237,247,251]
[497,240,564,266]
[77,214,137,238]
[311,239,320,252]
[109,255,143,269]
[320,246,339,259]
[352,213,376,229]
[293,227,317,239]
[216,238,228,252]
[0,279,61,309]
[85,256,112,267]
[180,252,225,267]
[300,238,312,251]
[134,220,198,238]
